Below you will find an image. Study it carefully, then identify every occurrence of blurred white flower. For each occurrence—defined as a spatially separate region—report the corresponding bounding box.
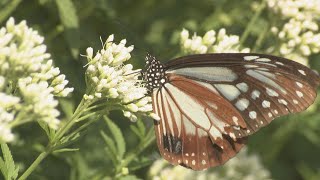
[0,17,74,142]
[0,92,19,142]
[267,0,320,21]
[268,0,320,65]
[148,148,271,180]
[180,28,250,54]
[84,35,157,121]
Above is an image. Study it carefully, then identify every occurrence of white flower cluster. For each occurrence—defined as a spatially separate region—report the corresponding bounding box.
[0,85,19,142]
[0,17,73,142]
[268,0,320,20]
[84,35,159,122]
[148,148,271,180]
[268,0,320,65]
[180,28,250,54]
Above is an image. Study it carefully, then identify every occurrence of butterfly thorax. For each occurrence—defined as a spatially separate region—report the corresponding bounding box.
[142,54,168,93]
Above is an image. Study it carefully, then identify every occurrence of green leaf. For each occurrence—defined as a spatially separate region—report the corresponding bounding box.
[130,125,142,140]
[0,0,22,23]
[130,120,146,140]
[136,120,146,137]
[104,116,126,160]
[55,0,80,58]
[0,143,19,180]
[37,120,56,141]
[59,99,75,119]
[100,131,117,165]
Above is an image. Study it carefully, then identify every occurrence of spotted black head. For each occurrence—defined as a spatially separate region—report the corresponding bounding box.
[142,54,167,93]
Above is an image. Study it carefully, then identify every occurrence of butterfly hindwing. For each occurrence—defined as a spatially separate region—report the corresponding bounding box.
[152,76,247,170]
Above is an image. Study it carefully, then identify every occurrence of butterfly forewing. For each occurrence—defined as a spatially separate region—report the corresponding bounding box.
[146,53,320,170]
[165,53,320,133]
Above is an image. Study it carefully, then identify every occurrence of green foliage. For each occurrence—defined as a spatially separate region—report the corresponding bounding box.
[54,0,80,58]
[103,116,126,160]
[0,144,19,180]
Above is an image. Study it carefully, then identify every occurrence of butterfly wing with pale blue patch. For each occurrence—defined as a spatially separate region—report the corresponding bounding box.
[143,53,320,170]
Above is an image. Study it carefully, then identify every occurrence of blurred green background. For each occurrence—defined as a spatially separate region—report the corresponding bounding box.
[1,0,320,179]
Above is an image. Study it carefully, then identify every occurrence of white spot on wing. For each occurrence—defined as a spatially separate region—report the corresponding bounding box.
[275,62,284,65]
[235,98,249,111]
[244,56,259,61]
[251,90,260,100]
[278,99,288,105]
[232,116,239,125]
[247,70,286,94]
[266,88,279,97]
[256,62,277,67]
[229,132,236,140]
[245,65,259,68]
[296,82,303,88]
[249,111,257,119]
[168,67,238,82]
[262,100,271,108]
[205,101,218,110]
[256,58,271,62]
[214,84,240,101]
[209,126,223,140]
[296,91,303,98]
[236,82,249,92]
[298,69,306,75]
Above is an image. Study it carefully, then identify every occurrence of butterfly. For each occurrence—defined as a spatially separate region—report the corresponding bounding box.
[141,53,320,170]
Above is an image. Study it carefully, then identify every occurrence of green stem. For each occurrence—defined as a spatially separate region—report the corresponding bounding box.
[17,98,93,180]
[115,127,155,177]
[252,22,270,52]
[17,151,49,180]
[52,98,89,143]
[239,0,267,46]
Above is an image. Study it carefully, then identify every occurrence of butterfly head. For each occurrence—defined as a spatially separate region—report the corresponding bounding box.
[142,54,167,93]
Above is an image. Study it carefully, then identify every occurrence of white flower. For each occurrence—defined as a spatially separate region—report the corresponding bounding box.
[84,35,155,121]
[267,0,320,21]
[180,29,250,54]
[268,0,320,65]
[0,93,19,142]
[18,78,60,129]
[148,148,271,180]
[0,17,74,142]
